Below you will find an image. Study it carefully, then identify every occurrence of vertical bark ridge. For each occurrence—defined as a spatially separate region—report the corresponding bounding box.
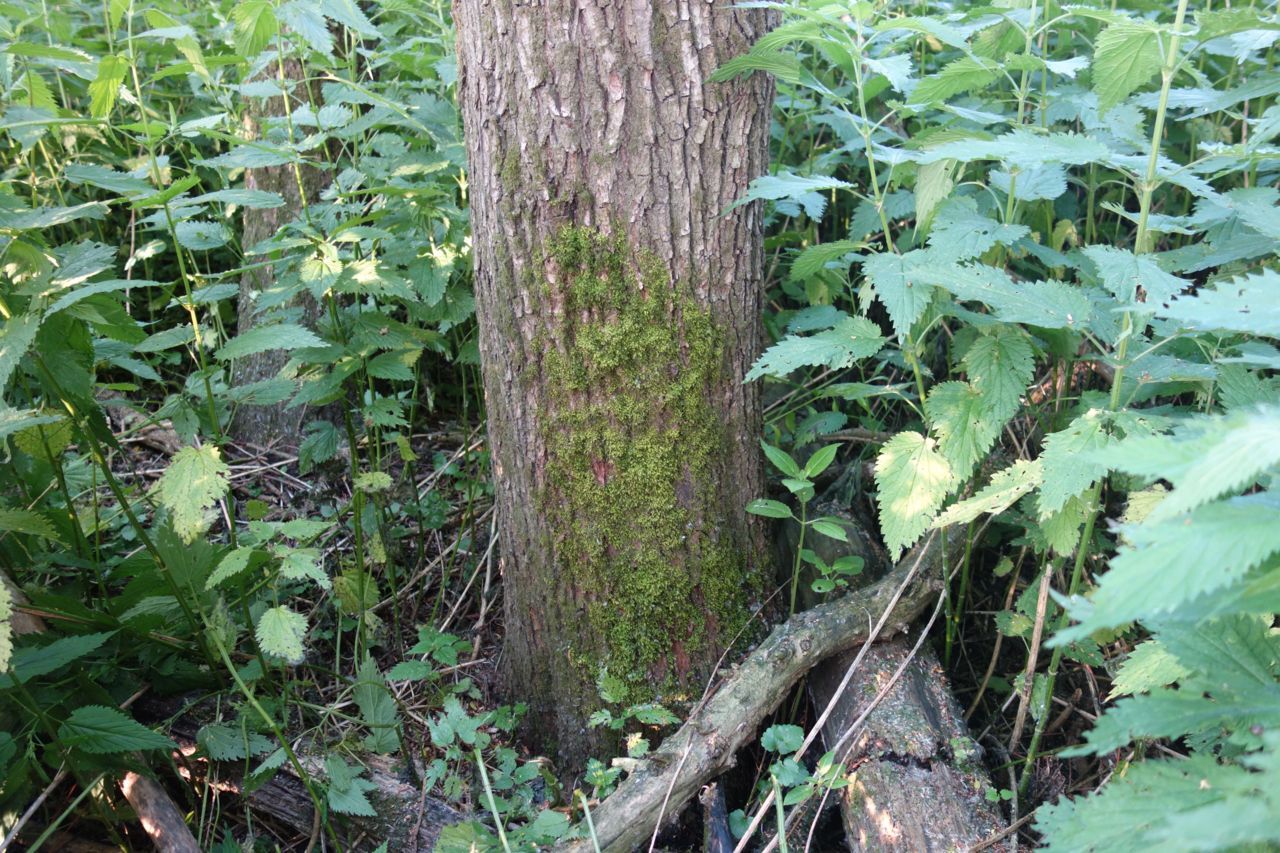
[457,0,774,768]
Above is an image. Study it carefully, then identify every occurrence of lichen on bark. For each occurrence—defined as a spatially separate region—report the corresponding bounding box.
[536,225,752,702]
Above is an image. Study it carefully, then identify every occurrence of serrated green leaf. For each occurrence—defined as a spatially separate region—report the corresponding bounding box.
[1093,24,1163,116]
[1155,269,1280,337]
[0,314,40,392]
[924,263,1091,330]
[207,547,255,589]
[0,507,62,542]
[0,631,115,689]
[925,381,1004,480]
[232,0,279,56]
[1038,409,1112,518]
[174,219,231,250]
[789,240,862,282]
[863,249,935,338]
[746,316,884,380]
[962,327,1034,421]
[197,723,274,761]
[1109,640,1188,698]
[934,459,1043,528]
[256,605,307,664]
[277,547,329,590]
[355,655,400,753]
[58,705,174,753]
[89,55,128,118]
[1082,245,1187,305]
[909,56,999,105]
[710,50,804,84]
[735,172,851,220]
[155,446,230,543]
[1059,493,1280,639]
[875,431,954,558]
[217,323,326,361]
[926,197,1030,260]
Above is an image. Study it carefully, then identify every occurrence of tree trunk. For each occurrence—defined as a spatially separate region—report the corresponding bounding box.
[455,0,774,769]
[230,59,330,448]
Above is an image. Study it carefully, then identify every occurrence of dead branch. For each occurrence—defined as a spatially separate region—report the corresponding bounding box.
[558,530,957,853]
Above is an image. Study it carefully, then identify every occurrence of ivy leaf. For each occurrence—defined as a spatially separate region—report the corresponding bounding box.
[875,431,954,558]
[58,706,174,753]
[1037,410,1112,518]
[1093,24,1163,116]
[256,605,307,664]
[155,446,230,543]
[217,323,327,361]
[934,459,1043,529]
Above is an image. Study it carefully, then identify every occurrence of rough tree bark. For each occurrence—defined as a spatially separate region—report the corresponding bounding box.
[455,0,774,768]
[230,59,330,447]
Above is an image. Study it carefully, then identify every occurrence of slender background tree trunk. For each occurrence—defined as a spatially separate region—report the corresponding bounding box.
[456,0,774,768]
[231,59,330,448]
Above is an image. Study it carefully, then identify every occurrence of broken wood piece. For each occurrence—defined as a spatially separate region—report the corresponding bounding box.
[120,772,201,853]
[807,638,1009,852]
[557,530,958,853]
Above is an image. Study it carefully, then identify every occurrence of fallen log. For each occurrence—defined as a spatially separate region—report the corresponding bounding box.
[807,638,1008,852]
[558,530,955,853]
[120,771,201,853]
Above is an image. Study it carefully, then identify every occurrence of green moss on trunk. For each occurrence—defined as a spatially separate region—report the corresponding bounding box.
[538,226,751,703]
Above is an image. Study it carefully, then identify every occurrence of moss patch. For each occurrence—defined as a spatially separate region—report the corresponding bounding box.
[538,226,750,703]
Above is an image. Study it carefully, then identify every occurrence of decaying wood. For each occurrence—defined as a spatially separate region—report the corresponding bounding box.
[557,531,955,853]
[1,569,45,635]
[807,639,1009,852]
[147,703,464,852]
[120,772,201,853]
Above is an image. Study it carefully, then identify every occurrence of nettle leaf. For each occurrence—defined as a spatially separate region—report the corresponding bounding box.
[1155,269,1280,337]
[0,313,40,391]
[207,546,255,589]
[1082,245,1187,305]
[734,172,851,220]
[325,756,379,817]
[1093,23,1163,116]
[789,240,862,282]
[1037,409,1112,518]
[925,381,1004,480]
[1097,405,1280,522]
[156,446,230,543]
[217,323,327,361]
[355,655,400,753]
[277,547,329,590]
[1060,492,1280,640]
[909,56,999,105]
[197,723,274,761]
[926,197,1030,259]
[745,316,884,380]
[875,431,954,559]
[0,507,62,542]
[278,0,335,56]
[0,630,115,688]
[915,129,1110,168]
[174,219,231,251]
[710,50,804,85]
[58,706,174,753]
[1109,640,1188,699]
[1035,753,1254,853]
[923,264,1091,330]
[256,605,307,664]
[991,162,1068,201]
[233,0,279,56]
[863,250,934,338]
[933,458,1043,529]
[961,327,1034,421]
[89,54,128,118]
